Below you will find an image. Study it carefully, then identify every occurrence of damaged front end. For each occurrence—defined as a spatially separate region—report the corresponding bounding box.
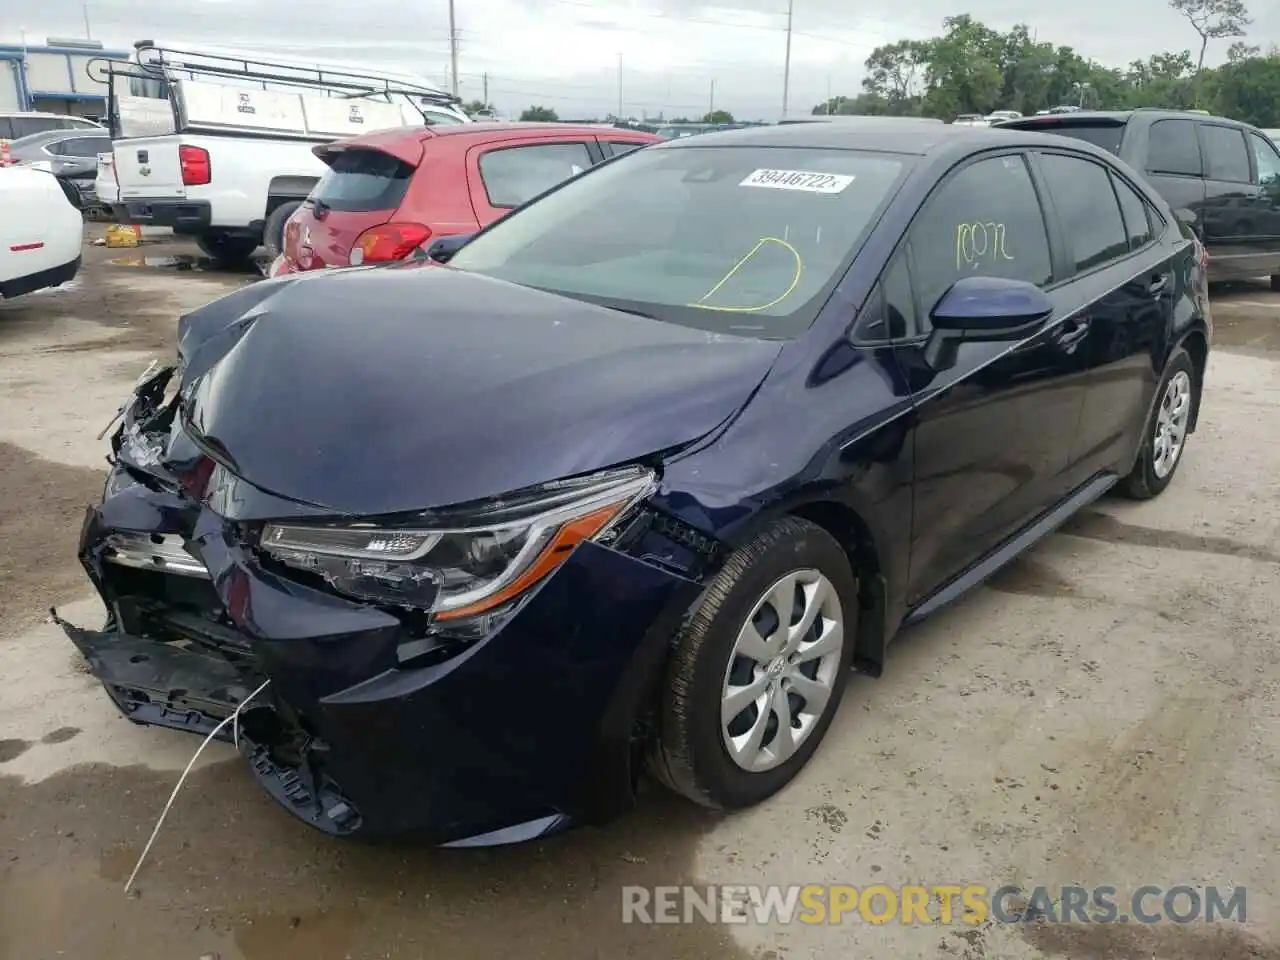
[59,360,369,832]
[59,356,711,843]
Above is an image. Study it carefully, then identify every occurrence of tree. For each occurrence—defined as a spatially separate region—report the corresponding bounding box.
[462,99,496,117]
[1227,40,1261,61]
[702,109,734,123]
[1169,0,1251,70]
[1214,51,1280,125]
[862,39,929,112]
[519,106,558,122]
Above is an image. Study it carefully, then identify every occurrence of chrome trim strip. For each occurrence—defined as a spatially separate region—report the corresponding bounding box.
[104,532,209,578]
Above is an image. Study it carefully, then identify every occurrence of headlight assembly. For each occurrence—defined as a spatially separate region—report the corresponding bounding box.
[259,465,656,619]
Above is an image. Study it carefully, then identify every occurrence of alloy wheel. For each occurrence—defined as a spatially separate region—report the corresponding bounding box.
[1152,370,1192,479]
[720,569,845,773]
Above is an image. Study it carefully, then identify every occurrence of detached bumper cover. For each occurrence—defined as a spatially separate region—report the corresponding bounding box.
[65,472,698,843]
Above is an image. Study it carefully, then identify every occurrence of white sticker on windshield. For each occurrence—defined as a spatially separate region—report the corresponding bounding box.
[739,169,854,192]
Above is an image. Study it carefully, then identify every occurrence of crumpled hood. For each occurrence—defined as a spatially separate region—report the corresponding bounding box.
[177,263,782,516]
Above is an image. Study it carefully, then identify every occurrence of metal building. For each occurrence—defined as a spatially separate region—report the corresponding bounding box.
[0,38,128,120]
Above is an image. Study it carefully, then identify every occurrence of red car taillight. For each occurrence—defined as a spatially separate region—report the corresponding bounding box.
[0,143,13,167]
[349,222,432,265]
[179,145,211,185]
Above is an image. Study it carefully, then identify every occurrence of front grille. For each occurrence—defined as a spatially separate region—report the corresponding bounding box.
[104,531,208,578]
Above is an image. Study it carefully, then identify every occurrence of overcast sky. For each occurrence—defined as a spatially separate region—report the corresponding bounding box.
[6,0,1277,120]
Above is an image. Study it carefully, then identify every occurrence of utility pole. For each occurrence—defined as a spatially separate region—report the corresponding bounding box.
[781,0,794,118]
[83,2,92,38]
[825,74,831,114]
[617,53,623,119]
[483,72,488,108]
[447,0,459,97]
[709,78,715,117]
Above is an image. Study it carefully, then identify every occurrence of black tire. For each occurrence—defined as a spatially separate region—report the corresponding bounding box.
[195,232,260,269]
[263,201,301,260]
[1120,347,1197,500]
[648,517,859,810]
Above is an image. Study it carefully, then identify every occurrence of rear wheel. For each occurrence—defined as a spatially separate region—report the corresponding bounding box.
[195,232,259,269]
[1120,347,1196,500]
[263,201,301,260]
[648,517,858,810]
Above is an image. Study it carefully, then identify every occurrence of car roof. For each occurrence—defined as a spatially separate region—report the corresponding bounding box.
[650,118,1091,157]
[997,108,1253,128]
[0,111,100,122]
[9,128,107,150]
[325,121,660,156]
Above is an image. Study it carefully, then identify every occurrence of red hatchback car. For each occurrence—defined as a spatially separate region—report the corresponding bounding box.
[270,123,661,275]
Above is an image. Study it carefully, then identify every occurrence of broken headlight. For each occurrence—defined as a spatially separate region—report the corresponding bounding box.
[259,465,656,617]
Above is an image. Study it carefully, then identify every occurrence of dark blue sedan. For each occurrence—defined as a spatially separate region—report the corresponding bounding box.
[58,120,1210,844]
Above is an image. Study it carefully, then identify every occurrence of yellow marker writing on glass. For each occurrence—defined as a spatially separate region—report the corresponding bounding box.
[687,236,803,313]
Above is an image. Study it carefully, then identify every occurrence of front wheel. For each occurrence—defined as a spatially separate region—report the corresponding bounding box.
[648,517,858,810]
[195,232,260,269]
[1120,347,1197,500]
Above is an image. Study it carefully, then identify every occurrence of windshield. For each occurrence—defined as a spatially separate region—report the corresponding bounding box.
[447,144,909,338]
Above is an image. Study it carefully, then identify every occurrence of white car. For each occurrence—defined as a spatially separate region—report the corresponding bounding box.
[0,166,83,299]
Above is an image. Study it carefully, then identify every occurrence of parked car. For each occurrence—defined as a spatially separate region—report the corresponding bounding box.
[101,41,471,268]
[996,108,1280,285]
[2,129,114,214]
[269,122,661,276]
[0,166,83,298]
[58,120,1208,844]
[0,111,102,145]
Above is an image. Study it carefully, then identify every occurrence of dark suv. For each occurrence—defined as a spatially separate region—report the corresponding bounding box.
[997,109,1280,286]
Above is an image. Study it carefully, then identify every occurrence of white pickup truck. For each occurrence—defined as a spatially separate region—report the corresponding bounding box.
[97,42,470,266]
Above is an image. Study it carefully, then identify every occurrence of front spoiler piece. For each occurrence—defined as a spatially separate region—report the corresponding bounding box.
[55,612,263,741]
[55,612,362,834]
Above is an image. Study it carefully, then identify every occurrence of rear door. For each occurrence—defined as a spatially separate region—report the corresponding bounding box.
[1195,121,1262,279]
[283,145,419,270]
[47,135,112,179]
[465,137,598,226]
[114,137,185,200]
[1032,149,1174,482]
[1139,118,1207,243]
[891,151,1087,602]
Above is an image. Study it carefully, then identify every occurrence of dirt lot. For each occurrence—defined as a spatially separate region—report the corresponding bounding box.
[1,228,1278,960]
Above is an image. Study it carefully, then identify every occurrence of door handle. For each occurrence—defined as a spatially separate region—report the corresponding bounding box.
[1054,319,1089,349]
[1147,273,1170,296]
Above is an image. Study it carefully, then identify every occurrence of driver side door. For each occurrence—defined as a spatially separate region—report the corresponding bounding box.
[890,151,1088,606]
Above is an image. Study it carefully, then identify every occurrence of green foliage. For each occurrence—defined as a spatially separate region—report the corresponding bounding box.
[702,110,735,123]
[818,5,1280,126]
[519,106,559,122]
[462,100,496,117]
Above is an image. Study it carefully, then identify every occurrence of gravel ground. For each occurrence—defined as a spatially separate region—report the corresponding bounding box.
[0,227,1277,960]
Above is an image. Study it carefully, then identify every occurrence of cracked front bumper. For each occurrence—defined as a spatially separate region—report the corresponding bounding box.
[64,467,698,844]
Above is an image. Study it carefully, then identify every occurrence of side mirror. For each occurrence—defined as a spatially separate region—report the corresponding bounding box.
[421,232,475,264]
[923,276,1053,371]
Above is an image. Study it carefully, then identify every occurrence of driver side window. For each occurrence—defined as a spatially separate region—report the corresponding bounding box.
[905,154,1053,330]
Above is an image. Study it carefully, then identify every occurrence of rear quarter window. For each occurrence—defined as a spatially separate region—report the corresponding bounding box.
[312,149,415,213]
[1006,120,1125,154]
[478,142,593,208]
